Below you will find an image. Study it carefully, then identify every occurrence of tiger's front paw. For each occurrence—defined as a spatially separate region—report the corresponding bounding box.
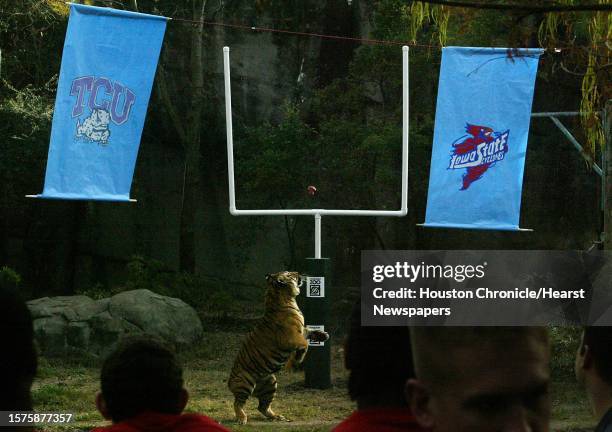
[308,329,329,342]
[286,356,297,371]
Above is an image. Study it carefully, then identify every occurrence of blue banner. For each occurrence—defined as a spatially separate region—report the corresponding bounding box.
[423,47,542,231]
[34,4,167,201]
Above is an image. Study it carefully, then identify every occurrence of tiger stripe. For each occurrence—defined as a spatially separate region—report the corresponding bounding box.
[227,271,309,424]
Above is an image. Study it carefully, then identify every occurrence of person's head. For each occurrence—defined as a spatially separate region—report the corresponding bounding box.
[407,327,550,432]
[0,286,37,410]
[344,301,414,409]
[575,326,612,390]
[96,336,188,423]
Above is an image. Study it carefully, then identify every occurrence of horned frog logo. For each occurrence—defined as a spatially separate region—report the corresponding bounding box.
[70,76,136,146]
[76,109,111,145]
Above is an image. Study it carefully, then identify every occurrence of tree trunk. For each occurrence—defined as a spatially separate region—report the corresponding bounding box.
[65,202,85,294]
[177,0,206,273]
[604,101,612,249]
[155,0,232,275]
[198,164,232,276]
[179,150,199,273]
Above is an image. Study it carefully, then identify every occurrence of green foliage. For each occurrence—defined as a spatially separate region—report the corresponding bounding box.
[72,255,265,322]
[125,254,173,291]
[123,255,209,307]
[74,256,204,305]
[538,2,610,156]
[0,2,69,280]
[236,2,423,211]
[237,103,318,209]
[0,266,21,289]
[128,256,258,314]
[76,282,122,300]
[0,0,605,297]
[0,0,68,87]
[409,2,449,46]
[231,0,443,266]
[550,326,582,379]
[0,80,55,210]
[579,9,609,154]
[0,80,55,134]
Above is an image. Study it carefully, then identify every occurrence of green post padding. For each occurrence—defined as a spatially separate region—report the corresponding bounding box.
[300,257,332,389]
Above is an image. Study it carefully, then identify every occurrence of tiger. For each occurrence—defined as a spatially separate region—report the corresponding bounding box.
[227,271,329,424]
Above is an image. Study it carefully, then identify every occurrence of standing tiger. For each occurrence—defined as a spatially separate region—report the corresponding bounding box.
[227,271,329,424]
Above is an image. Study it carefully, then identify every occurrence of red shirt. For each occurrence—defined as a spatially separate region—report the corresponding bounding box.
[332,407,428,432]
[91,412,230,432]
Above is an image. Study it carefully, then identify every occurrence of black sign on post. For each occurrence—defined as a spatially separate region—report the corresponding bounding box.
[300,257,332,389]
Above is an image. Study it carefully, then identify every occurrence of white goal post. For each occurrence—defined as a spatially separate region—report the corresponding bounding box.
[223,46,410,257]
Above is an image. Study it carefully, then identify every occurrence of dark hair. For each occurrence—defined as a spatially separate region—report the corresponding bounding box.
[582,327,612,387]
[344,301,414,407]
[411,326,549,390]
[100,337,184,422]
[0,286,37,410]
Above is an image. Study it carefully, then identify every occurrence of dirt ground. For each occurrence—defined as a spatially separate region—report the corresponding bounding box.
[30,325,595,432]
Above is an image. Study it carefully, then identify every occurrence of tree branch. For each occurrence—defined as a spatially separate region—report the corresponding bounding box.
[409,0,612,12]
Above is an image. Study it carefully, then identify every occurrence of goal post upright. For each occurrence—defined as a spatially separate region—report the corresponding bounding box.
[223,45,410,388]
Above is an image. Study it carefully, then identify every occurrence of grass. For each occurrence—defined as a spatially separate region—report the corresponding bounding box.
[550,380,594,432]
[31,287,352,432]
[32,333,351,432]
[29,303,596,432]
[32,332,598,432]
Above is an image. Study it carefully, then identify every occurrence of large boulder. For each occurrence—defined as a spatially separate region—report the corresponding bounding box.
[109,290,203,346]
[27,289,203,357]
[28,295,105,322]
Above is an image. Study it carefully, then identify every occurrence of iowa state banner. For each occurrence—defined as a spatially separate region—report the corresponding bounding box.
[423,47,542,231]
[32,4,167,201]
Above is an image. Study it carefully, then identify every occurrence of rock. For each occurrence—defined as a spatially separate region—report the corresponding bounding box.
[67,322,90,350]
[88,311,141,357]
[73,298,109,321]
[27,295,99,321]
[27,290,203,357]
[33,316,67,357]
[108,289,203,346]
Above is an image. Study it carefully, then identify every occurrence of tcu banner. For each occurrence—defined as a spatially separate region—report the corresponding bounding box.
[34,4,167,201]
[423,47,542,230]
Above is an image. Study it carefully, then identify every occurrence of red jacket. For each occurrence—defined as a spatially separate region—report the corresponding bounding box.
[332,407,428,432]
[91,412,230,432]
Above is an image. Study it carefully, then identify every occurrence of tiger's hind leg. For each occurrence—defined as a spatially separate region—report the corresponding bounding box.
[233,398,248,425]
[228,374,254,424]
[254,374,290,422]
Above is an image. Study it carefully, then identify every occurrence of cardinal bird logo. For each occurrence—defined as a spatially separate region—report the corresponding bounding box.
[448,123,510,190]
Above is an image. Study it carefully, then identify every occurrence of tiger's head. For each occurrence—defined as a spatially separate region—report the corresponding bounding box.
[265,271,303,298]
